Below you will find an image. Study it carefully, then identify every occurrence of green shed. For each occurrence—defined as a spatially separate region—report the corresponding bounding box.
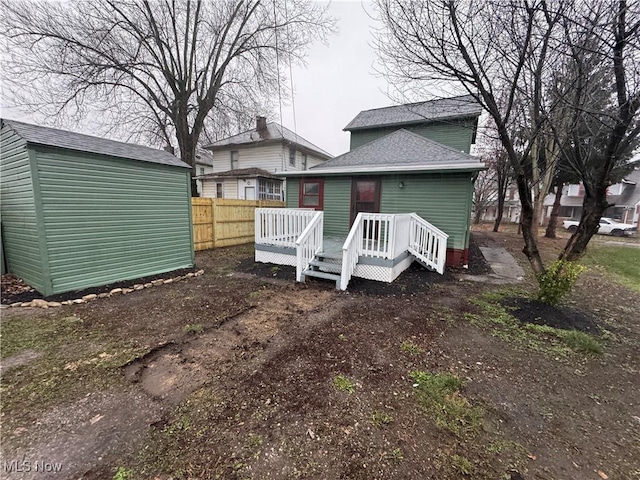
[0,119,194,296]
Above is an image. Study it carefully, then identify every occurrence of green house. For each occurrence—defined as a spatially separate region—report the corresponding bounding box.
[254,96,484,289]
[0,119,194,296]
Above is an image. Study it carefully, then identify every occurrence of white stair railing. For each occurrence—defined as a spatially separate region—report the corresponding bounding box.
[296,211,324,282]
[408,213,448,274]
[255,208,317,248]
[340,213,364,290]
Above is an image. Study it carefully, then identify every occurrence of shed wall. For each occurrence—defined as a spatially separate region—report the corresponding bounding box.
[35,146,194,295]
[349,119,476,152]
[0,124,45,292]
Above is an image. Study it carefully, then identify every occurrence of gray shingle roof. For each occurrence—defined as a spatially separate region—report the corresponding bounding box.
[306,129,483,172]
[344,94,482,131]
[2,119,190,168]
[204,122,332,159]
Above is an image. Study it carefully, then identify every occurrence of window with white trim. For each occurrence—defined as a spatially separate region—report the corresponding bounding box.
[230,150,239,169]
[258,179,283,201]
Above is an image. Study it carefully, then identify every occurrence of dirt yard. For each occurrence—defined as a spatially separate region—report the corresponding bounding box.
[1,231,639,480]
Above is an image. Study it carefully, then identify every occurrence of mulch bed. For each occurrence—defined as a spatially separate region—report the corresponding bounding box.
[0,267,199,305]
[502,296,602,333]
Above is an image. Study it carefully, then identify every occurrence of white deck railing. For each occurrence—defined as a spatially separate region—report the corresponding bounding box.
[296,211,323,282]
[255,208,317,248]
[340,213,365,290]
[408,213,448,274]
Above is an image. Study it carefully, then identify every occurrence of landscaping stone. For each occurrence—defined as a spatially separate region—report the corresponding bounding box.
[110,288,123,295]
[72,299,85,304]
[152,280,164,285]
[98,293,110,298]
[32,299,49,308]
[163,279,174,284]
[144,283,153,288]
[134,285,144,291]
[47,302,62,307]
[82,294,98,301]
[122,288,134,294]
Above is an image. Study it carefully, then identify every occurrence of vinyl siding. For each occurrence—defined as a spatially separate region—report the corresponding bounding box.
[211,143,326,174]
[35,146,194,295]
[380,173,474,250]
[0,124,45,292]
[286,178,300,206]
[212,144,284,173]
[322,178,352,236]
[287,173,474,250]
[350,119,477,153]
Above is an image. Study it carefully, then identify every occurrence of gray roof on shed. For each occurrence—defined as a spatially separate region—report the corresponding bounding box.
[204,122,332,159]
[344,94,482,131]
[1,119,190,168]
[299,129,484,174]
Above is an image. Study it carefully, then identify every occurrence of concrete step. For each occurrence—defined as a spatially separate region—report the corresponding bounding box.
[309,259,341,273]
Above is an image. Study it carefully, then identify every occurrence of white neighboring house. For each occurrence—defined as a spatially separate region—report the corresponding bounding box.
[543,168,640,227]
[194,148,214,195]
[198,116,332,200]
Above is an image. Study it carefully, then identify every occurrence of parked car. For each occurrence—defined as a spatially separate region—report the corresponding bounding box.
[562,217,637,237]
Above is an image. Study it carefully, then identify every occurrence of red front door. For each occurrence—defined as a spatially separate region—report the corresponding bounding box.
[351,178,381,224]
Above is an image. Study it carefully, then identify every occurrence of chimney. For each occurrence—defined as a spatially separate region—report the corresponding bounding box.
[163,145,175,155]
[256,116,268,138]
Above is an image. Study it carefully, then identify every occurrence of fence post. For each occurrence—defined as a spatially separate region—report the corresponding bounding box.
[211,198,217,248]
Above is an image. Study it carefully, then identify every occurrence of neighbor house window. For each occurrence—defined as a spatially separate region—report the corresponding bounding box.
[302,153,308,170]
[216,183,223,198]
[299,178,323,210]
[199,167,205,175]
[230,150,239,169]
[289,146,296,166]
[258,179,282,201]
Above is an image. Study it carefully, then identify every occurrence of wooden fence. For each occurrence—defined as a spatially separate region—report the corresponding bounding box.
[192,198,285,251]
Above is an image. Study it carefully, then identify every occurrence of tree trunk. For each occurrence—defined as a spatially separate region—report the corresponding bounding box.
[474,208,483,224]
[559,184,609,261]
[493,193,505,232]
[515,172,546,275]
[544,178,563,238]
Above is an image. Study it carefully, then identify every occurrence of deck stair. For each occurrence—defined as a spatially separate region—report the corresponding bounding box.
[302,251,343,288]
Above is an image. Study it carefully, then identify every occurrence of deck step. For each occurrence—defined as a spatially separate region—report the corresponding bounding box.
[309,259,342,272]
[303,268,341,284]
[316,252,343,261]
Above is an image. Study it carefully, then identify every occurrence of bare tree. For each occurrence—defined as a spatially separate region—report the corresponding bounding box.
[552,1,640,259]
[375,0,640,277]
[472,169,497,224]
[1,0,334,193]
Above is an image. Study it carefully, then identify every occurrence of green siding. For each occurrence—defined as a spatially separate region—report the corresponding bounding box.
[323,177,352,236]
[380,173,474,250]
[286,178,299,206]
[35,147,193,295]
[286,173,474,251]
[350,119,476,153]
[0,125,45,292]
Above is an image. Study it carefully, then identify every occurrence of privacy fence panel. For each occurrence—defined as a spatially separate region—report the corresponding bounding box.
[192,198,284,250]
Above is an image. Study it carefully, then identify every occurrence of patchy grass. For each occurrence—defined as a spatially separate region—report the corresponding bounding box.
[559,330,603,355]
[371,410,393,427]
[409,371,482,437]
[466,290,603,357]
[0,313,143,435]
[450,454,474,475]
[582,245,640,292]
[400,339,424,355]
[183,323,204,334]
[333,374,355,393]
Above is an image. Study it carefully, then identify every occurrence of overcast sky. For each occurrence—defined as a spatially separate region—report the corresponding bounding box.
[279,0,390,156]
[0,1,397,158]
